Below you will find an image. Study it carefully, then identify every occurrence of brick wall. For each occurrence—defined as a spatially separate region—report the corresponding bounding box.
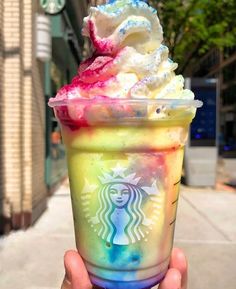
[0,0,47,233]
[22,0,33,220]
[2,0,24,230]
[0,0,4,223]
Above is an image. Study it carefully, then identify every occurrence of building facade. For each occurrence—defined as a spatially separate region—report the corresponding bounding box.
[0,0,88,234]
[192,47,236,158]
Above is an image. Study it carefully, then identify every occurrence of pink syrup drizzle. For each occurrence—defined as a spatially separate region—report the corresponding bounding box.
[72,75,117,90]
[78,55,116,83]
[53,52,120,128]
[54,95,117,129]
[51,20,131,129]
[88,20,115,54]
[55,105,89,130]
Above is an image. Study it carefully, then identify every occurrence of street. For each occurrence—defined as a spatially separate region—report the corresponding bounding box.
[0,181,236,289]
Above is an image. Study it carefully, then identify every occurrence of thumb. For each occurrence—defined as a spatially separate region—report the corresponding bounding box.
[61,250,92,289]
[61,275,71,289]
[158,268,182,289]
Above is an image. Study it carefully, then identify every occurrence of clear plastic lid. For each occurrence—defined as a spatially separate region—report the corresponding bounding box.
[48,98,203,125]
[48,98,203,108]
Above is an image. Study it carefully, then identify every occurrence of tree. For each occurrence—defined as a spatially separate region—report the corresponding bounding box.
[149,0,236,75]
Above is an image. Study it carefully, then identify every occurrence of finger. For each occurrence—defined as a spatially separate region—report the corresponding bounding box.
[158,268,181,289]
[61,275,72,289]
[169,248,188,289]
[62,250,92,289]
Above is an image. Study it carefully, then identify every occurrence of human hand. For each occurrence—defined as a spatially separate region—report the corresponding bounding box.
[61,247,187,289]
[159,248,188,289]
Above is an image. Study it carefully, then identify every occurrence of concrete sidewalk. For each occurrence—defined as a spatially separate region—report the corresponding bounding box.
[0,181,236,289]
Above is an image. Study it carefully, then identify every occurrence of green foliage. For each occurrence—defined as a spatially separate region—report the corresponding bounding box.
[149,0,236,74]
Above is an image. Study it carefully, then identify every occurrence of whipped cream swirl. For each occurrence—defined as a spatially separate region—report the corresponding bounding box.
[56,0,194,100]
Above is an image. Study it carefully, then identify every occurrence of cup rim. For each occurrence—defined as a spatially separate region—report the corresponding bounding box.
[48,97,203,109]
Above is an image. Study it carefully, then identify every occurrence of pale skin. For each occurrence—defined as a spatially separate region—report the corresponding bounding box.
[61,248,188,289]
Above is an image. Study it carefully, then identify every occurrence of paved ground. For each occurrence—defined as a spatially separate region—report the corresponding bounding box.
[0,181,236,289]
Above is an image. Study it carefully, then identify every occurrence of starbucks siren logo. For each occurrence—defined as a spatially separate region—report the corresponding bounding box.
[40,0,66,15]
[81,164,164,245]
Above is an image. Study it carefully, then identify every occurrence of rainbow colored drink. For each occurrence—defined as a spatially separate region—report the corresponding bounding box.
[50,98,201,289]
[49,0,203,287]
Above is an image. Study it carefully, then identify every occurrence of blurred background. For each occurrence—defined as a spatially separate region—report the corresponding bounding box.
[0,1,236,289]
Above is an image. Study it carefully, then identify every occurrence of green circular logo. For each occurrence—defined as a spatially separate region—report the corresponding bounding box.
[40,0,66,15]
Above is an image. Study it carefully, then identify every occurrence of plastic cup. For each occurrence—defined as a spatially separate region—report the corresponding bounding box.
[49,98,202,289]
